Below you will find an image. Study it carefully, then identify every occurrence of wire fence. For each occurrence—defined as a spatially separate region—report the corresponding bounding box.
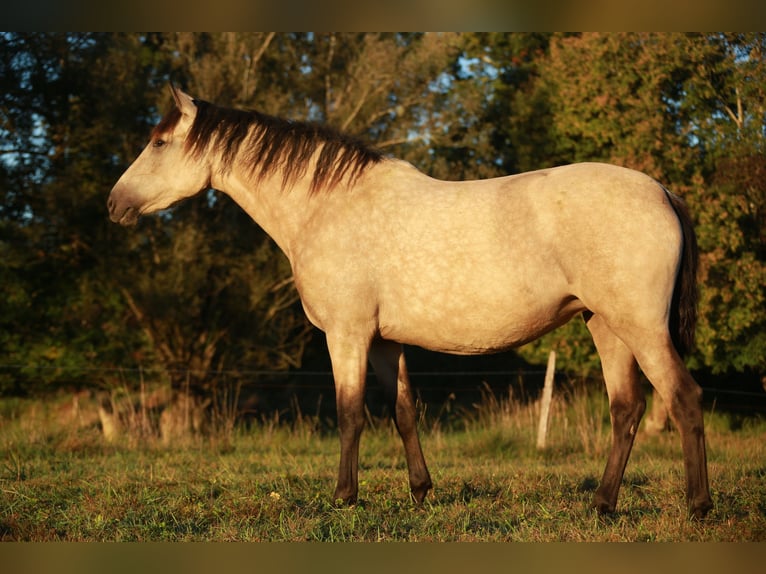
[2,363,764,415]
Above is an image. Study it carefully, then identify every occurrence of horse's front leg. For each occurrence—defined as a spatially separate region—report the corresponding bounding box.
[327,333,370,505]
[369,338,432,503]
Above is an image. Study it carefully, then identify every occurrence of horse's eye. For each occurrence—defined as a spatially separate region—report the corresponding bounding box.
[153,139,166,148]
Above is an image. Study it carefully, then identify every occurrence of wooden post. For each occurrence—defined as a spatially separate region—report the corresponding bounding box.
[536,350,556,450]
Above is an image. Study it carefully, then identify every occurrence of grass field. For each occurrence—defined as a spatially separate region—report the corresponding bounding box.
[1,383,764,542]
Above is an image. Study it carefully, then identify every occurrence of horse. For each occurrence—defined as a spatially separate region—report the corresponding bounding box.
[108,84,713,518]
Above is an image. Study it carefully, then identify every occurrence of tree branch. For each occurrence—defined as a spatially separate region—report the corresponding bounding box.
[375,135,425,149]
[252,32,276,67]
[324,33,337,118]
[242,32,276,102]
[721,86,744,129]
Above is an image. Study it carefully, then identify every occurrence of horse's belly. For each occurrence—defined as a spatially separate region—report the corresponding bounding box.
[378,290,584,355]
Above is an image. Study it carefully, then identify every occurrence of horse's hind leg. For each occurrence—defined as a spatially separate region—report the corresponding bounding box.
[586,313,646,514]
[368,338,432,503]
[628,333,713,518]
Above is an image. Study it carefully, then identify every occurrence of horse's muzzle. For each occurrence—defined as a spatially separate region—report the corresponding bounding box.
[107,187,139,226]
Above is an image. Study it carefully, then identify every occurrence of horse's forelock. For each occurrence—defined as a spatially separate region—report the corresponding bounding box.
[151,107,183,140]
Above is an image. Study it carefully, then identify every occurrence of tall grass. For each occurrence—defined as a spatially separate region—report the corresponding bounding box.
[453,380,610,459]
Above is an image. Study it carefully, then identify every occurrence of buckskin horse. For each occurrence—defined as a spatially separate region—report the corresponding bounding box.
[108,85,712,518]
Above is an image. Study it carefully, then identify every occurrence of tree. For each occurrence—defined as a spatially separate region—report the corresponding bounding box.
[110,195,313,395]
[459,32,557,176]
[0,33,164,393]
[680,33,766,375]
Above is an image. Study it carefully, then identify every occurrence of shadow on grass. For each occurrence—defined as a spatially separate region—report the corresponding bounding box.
[578,476,599,493]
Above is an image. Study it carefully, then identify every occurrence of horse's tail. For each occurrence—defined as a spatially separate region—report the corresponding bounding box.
[664,187,699,358]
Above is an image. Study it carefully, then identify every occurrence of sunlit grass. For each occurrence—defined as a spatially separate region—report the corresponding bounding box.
[1,384,764,541]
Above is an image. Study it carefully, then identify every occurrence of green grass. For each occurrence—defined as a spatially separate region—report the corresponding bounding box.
[1,385,765,541]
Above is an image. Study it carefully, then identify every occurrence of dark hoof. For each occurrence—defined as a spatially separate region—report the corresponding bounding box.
[689,498,713,520]
[592,497,616,515]
[410,476,433,504]
[410,482,433,504]
[333,491,358,507]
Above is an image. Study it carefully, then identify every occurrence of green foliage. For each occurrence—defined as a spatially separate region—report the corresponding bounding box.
[0,33,162,394]
[541,33,703,183]
[515,319,601,378]
[691,156,766,372]
[110,198,311,392]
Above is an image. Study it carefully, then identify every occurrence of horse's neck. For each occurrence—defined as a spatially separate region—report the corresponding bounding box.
[211,165,314,260]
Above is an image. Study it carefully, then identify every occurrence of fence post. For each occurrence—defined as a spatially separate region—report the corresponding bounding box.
[536,350,556,450]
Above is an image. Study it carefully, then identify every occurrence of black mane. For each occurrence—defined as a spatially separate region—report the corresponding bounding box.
[160,99,384,193]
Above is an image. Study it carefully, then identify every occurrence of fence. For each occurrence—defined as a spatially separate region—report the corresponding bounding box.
[2,362,764,419]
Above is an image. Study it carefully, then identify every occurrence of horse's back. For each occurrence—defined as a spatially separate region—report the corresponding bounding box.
[372,161,680,287]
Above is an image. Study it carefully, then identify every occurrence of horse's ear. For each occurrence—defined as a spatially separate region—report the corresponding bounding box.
[168,83,197,118]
